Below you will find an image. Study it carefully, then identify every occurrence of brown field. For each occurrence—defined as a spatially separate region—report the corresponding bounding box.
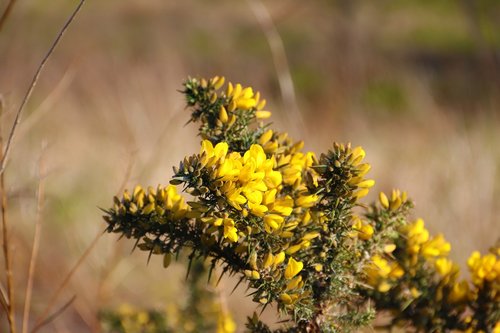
[0,0,499,331]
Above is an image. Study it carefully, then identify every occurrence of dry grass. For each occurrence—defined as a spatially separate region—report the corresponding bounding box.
[0,0,498,331]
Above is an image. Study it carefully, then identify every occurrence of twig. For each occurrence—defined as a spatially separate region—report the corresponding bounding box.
[0,280,9,313]
[0,93,16,333]
[30,232,102,333]
[116,150,137,195]
[32,295,76,332]
[0,0,17,32]
[22,145,47,333]
[246,0,305,134]
[0,0,86,176]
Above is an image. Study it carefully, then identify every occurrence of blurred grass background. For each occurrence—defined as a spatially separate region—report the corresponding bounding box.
[0,0,499,331]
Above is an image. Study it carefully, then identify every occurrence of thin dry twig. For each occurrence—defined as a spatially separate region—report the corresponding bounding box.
[22,145,47,333]
[0,0,86,176]
[30,231,102,333]
[1,93,16,333]
[0,0,17,32]
[0,280,9,313]
[32,295,76,333]
[116,150,137,195]
[246,0,305,134]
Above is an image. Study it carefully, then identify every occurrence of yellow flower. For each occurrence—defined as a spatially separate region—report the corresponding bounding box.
[219,106,229,123]
[271,196,294,216]
[255,110,272,119]
[264,170,282,189]
[357,179,375,188]
[354,188,369,199]
[262,189,277,205]
[262,252,274,269]
[248,202,268,217]
[365,254,403,293]
[216,308,236,333]
[389,264,404,279]
[302,232,320,241]
[223,218,238,242]
[224,187,247,210]
[351,217,374,241]
[238,87,258,109]
[259,129,273,145]
[226,83,259,110]
[273,251,286,266]
[126,185,188,220]
[421,234,451,258]
[200,140,229,168]
[379,192,389,209]
[286,275,303,291]
[408,287,420,299]
[448,280,470,303]
[279,293,293,304]
[384,244,396,253]
[468,251,499,285]
[284,257,303,279]
[295,194,319,208]
[388,189,407,211]
[435,257,454,277]
[377,281,392,293]
[405,218,430,255]
[244,269,261,280]
[264,214,284,233]
[350,146,366,165]
[211,76,225,90]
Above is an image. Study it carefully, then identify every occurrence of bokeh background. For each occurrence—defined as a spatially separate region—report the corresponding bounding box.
[0,0,499,331]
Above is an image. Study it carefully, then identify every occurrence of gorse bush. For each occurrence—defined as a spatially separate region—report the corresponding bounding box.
[102,77,500,333]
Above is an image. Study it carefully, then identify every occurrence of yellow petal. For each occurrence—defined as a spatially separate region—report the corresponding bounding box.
[255,111,272,119]
[285,257,303,279]
[219,106,228,123]
[379,192,389,209]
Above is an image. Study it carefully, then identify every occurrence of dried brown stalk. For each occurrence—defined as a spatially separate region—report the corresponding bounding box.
[30,232,102,333]
[0,0,86,176]
[246,0,305,134]
[22,147,47,333]
[0,92,16,333]
[0,0,17,32]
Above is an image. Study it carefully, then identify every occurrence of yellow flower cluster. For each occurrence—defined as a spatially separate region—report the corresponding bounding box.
[193,76,270,130]
[116,304,151,331]
[379,189,408,211]
[365,254,404,292]
[351,216,374,241]
[467,250,500,287]
[364,208,500,331]
[198,140,292,234]
[193,138,319,306]
[403,218,451,263]
[111,185,189,220]
[100,304,170,333]
[224,80,269,119]
[365,218,452,293]
[216,304,236,333]
[195,138,322,242]
[348,147,374,200]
